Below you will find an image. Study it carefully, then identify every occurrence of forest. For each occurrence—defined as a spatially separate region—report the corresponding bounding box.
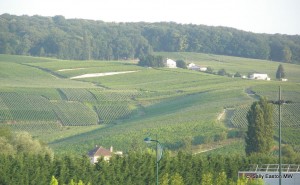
[1,13,300,63]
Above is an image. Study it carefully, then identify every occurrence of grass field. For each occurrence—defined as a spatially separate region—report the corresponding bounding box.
[1,53,300,155]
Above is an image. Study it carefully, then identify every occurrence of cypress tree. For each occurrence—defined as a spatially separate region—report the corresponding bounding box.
[276,64,286,79]
[245,97,274,155]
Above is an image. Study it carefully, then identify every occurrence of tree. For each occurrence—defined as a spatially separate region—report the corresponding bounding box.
[138,55,164,67]
[234,72,242,78]
[215,172,227,185]
[176,60,187,69]
[217,69,227,76]
[205,67,214,74]
[170,173,185,185]
[50,176,58,185]
[161,173,170,185]
[276,64,286,79]
[245,97,274,155]
[283,46,292,63]
[201,172,213,185]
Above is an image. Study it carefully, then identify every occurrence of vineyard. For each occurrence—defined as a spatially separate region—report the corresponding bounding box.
[0,92,56,122]
[1,53,300,154]
[229,103,300,128]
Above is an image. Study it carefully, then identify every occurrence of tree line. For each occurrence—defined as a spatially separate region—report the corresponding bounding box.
[1,14,300,63]
[0,126,284,185]
[1,151,288,185]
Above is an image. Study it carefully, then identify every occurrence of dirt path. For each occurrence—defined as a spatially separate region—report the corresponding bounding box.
[70,71,137,79]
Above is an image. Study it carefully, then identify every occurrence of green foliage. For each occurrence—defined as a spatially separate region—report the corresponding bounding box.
[234,72,242,78]
[170,173,185,185]
[0,130,53,156]
[0,125,12,140]
[245,97,274,155]
[176,59,186,69]
[276,64,286,79]
[138,55,164,67]
[0,150,295,185]
[218,68,227,76]
[215,172,227,185]
[1,14,300,63]
[50,176,58,185]
[201,172,213,185]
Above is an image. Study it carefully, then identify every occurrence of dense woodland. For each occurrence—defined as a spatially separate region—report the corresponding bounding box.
[1,14,300,63]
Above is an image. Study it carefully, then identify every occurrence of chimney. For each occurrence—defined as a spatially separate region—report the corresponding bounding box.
[110,146,113,152]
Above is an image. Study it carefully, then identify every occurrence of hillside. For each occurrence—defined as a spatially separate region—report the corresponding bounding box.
[1,14,300,63]
[1,53,300,155]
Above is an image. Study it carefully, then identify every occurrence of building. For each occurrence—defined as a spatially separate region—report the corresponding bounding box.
[165,59,177,68]
[187,63,207,71]
[88,145,122,164]
[249,73,270,80]
[238,164,300,185]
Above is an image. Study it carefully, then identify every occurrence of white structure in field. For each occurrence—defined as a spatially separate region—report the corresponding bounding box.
[165,59,177,68]
[187,63,207,71]
[238,164,300,185]
[249,73,270,80]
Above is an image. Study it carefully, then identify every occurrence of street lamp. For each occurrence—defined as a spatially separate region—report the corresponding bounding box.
[278,86,283,185]
[144,136,163,185]
[269,86,286,185]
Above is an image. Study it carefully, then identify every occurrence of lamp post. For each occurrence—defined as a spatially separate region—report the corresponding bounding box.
[278,86,282,185]
[270,86,284,185]
[144,135,163,185]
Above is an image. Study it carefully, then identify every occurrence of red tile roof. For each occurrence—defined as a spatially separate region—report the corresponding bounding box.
[88,146,112,157]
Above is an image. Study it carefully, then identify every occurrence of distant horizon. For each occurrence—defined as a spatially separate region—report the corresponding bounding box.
[0,0,299,35]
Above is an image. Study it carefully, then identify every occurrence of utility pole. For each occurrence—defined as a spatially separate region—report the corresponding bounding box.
[278,86,282,185]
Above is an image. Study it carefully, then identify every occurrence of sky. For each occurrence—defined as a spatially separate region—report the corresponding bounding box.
[0,0,299,35]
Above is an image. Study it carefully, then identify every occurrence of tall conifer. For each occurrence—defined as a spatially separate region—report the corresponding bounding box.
[245,97,274,155]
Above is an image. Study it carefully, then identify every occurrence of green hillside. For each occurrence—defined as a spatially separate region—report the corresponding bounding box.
[1,53,300,155]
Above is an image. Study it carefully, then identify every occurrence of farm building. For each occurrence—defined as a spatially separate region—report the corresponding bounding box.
[187,63,207,71]
[238,164,300,185]
[164,59,177,68]
[88,145,122,163]
[249,73,270,80]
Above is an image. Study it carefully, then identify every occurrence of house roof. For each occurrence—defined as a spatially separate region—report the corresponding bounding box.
[166,59,176,63]
[88,146,112,157]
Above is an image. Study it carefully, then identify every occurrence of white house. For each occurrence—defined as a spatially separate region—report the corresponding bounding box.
[165,59,177,68]
[249,73,270,81]
[199,66,208,72]
[187,63,196,68]
[187,63,207,71]
[88,145,122,164]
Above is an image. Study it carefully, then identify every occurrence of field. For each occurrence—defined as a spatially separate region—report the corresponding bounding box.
[1,53,300,155]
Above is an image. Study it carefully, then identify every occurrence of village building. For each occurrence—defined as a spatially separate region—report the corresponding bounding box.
[164,58,177,68]
[88,145,122,164]
[187,63,207,71]
[249,73,271,81]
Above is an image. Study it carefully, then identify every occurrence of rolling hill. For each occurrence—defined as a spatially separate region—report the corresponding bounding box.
[1,53,300,155]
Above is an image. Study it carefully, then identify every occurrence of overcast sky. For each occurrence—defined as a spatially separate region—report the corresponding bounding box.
[0,0,299,35]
